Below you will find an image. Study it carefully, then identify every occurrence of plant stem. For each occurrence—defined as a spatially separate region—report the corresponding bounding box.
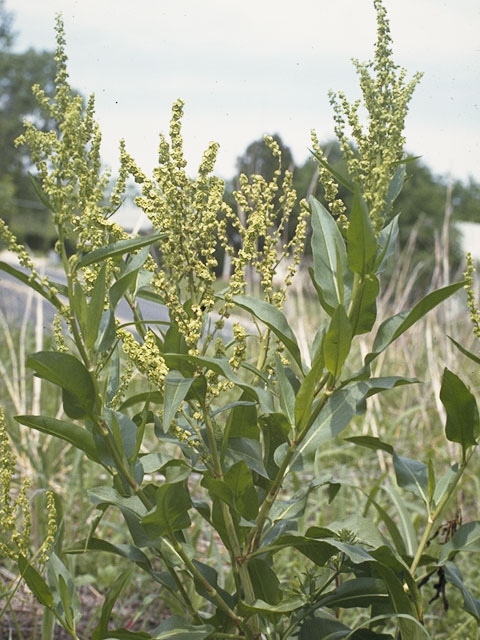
[410,447,475,576]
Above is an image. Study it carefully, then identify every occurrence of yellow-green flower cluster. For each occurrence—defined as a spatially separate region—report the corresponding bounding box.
[222,136,307,309]
[229,323,247,369]
[117,329,168,389]
[14,15,128,293]
[465,253,480,344]
[313,0,421,232]
[0,407,31,561]
[38,491,58,564]
[120,100,225,347]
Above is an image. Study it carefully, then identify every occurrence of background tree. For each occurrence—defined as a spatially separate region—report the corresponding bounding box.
[0,0,57,251]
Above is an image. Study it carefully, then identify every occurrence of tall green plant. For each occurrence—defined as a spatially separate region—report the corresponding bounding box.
[1,4,479,639]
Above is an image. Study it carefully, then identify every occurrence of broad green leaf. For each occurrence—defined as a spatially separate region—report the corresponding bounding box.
[162,371,194,433]
[259,534,338,567]
[0,261,66,309]
[310,197,350,314]
[348,274,379,336]
[95,309,117,352]
[438,522,480,564]
[295,333,325,430]
[385,163,406,209]
[347,191,377,275]
[47,552,80,628]
[239,597,304,618]
[141,479,192,538]
[372,563,423,640]
[152,615,214,640]
[191,560,236,609]
[381,485,417,556]
[119,391,164,410]
[392,453,429,503]
[362,492,407,556]
[319,578,388,609]
[448,335,480,365]
[17,555,54,608]
[27,351,96,418]
[109,246,150,308]
[275,355,296,426]
[224,460,258,520]
[86,263,107,350]
[440,368,479,450]
[323,305,352,377]
[92,569,133,640]
[226,437,269,478]
[310,149,355,191]
[223,397,259,440]
[15,415,100,464]
[77,231,165,268]
[444,561,480,620]
[247,558,282,605]
[164,354,273,413]
[432,463,458,508]
[375,215,399,273]
[366,281,466,365]
[232,295,303,370]
[344,436,393,455]
[260,413,290,479]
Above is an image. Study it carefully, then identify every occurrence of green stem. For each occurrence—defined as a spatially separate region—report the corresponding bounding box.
[247,389,332,554]
[410,447,475,577]
[168,535,247,634]
[202,404,258,631]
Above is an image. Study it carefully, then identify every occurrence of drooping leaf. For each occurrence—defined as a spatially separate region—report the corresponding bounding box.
[77,231,165,268]
[17,555,54,608]
[438,522,480,564]
[15,415,100,464]
[232,295,303,371]
[448,335,480,365]
[26,351,96,418]
[0,261,66,310]
[440,368,479,450]
[152,615,214,640]
[247,558,282,605]
[392,453,429,503]
[141,479,192,538]
[318,578,388,609]
[366,281,466,366]
[444,561,480,620]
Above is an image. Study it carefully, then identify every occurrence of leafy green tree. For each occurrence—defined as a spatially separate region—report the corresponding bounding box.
[0,0,57,250]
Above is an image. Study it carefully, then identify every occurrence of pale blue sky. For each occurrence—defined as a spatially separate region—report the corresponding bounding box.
[9,0,480,182]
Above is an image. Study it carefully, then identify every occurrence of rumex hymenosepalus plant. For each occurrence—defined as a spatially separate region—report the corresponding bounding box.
[1,2,479,638]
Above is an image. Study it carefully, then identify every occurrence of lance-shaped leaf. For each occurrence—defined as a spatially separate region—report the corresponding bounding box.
[0,261,66,309]
[439,521,480,564]
[295,332,325,430]
[247,558,282,605]
[77,231,165,268]
[440,368,479,450]
[375,214,400,273]
[323,304,352,378]
[317,578,388,609]
[348,273,379,336]
[27,351,96,418]
[109,246,151,308]
[141,477,192,538]
[365,281,466,366]
[17,555,54,609]
[309,197,350,314]
[152,615,215,640]
[232,295,303,371]
[15,415,100,464]
[448,335,480,365]
[224,460,258,520]
[444,562,480,620]
[91,568,133,640]
[392,453,429,503]
[347,191,377,275]
[162,371,194,433]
